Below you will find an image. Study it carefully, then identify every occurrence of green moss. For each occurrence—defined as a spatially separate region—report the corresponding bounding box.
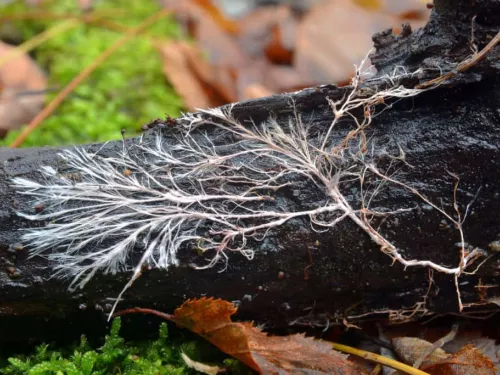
[0,318,249,375]
[0,0,184,147]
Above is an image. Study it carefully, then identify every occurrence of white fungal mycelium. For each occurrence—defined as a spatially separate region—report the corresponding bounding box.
[12,53,484,317]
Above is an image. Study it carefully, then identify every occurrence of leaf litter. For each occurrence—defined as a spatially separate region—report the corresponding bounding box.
[116,297,500,375]
[158,0,431,105]
[116,297,366,374]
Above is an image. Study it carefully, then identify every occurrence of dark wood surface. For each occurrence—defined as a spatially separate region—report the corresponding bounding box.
[0,0,499,343]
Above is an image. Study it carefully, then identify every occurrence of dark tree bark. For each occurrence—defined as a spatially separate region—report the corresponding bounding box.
[0,0,499,343]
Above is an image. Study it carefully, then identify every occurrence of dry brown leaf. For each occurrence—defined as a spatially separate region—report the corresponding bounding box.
[294,0,395,85]
[181,42,236,103]
[161,0,246,68]
[172,297,364,375]
[163,0,291,102]
[355,0,431,27]
[392,337,449,366]
[421,344,496,375]
[443,332,500,374]
[159,41,212,111]
[0,41,47,132]
[159,0,431,102]
[294,0,431,85]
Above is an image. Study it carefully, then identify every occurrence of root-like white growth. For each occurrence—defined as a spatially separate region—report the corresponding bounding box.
[12,53,484,317]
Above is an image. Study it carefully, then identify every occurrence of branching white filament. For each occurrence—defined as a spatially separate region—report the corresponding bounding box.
[12,54,484,317]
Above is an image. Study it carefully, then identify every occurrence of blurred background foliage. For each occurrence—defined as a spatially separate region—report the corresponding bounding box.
[0,0,184,147]
[0,0,430,148]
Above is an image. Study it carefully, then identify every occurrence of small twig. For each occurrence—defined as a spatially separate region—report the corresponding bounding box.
[0,10,159,50]
[416,31,500,89]
[9,8,172,148]
[0,9,132,22]
[331,342,430,375]
[113,307,174,321]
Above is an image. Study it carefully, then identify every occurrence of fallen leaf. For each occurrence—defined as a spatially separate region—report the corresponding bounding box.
[0,41,47,133]
[172,297,363,374]
[181,352,223,375]
[443,332,500,373]
[392,337,449,366]
[181,42,236,103]
[161,0,250,103]
[294,0,395,85]
[159,41,212,111]
[162,0,246,68]
[422,344,496,375]
[294,0,432,85]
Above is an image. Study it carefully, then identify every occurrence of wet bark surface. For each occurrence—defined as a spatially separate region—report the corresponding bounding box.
[0,0,499,343]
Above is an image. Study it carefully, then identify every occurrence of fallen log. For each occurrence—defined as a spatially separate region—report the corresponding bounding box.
[0,0,499,343]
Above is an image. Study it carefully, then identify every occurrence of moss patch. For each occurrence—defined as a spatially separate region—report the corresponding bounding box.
[0,318,252,375]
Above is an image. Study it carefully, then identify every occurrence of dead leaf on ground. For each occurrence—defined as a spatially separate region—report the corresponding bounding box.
[392,335,498,375]
[294,0,395,85]
[421,344,496,375]
[392,337,450,367]
[159,41,211,110]
[294,0,431,85]
[236,5,309,92]
[172,297,364,375]
[158,0,432,103]
[182,43,236,103]
[159,41,234,110]
[443,332,500,373]
[0,41,47,133]
[161,0,246,68]
[161,0,254,103]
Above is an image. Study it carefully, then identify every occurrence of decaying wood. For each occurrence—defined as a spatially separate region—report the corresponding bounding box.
[0,0,499,343]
